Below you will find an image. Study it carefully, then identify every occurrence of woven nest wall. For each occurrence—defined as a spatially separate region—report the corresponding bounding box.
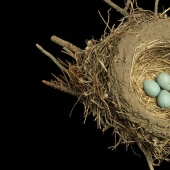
[37,2,170,169]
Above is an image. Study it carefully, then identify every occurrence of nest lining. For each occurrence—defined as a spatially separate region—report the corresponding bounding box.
[131,40,170,117]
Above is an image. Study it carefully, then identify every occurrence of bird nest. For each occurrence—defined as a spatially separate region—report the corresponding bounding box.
[36,1,170,169]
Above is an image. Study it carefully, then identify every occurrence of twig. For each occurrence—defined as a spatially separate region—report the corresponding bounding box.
[51,35,82,53]
[98,9,112,34]
[160,7,170,17]
[145,153,154,170]
[142,146,154,170]
[124,0,131,12]
[62,47,75,59]
[69,88,85,117]
[42,80,54,87]
[103,0,129,16]
[154,0,159,14]
[36,44,68,73]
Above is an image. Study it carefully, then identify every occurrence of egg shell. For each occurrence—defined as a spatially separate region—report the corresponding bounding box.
[156,72,170,90]
[157,90,170,108]
[143,80,161,97]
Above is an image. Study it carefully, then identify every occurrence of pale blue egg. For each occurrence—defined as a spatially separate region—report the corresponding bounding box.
[157,90,170,108]
[156,72,170,90]
[143,80,161,97]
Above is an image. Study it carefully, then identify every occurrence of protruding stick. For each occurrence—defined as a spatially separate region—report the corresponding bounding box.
[42,80,54,87]
[160,7,170,17]
[36,44,68,73]
[154,0,159,14]
[124,0,131,12]
[51,35,82,53]
[103,0,128,16]
[145,154,154,170]
[142,147,154,170]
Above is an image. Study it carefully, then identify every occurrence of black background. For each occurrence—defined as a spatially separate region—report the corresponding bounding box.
[14,0,170,169]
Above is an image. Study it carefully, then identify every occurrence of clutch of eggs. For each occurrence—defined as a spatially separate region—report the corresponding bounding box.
[143,72,170,109]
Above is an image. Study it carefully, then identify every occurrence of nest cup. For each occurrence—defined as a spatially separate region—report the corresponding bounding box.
[131,40,170,117]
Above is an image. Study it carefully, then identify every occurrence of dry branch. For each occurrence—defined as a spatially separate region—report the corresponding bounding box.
[140,141,162,170]
[51,35,83,53]
[124,0,131,12]
[103,0,129,16]
[154,0,159,14]
[36,44,69,74]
